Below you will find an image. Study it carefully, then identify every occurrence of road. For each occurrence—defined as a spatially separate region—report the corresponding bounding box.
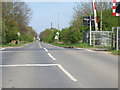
[0,41,118,88]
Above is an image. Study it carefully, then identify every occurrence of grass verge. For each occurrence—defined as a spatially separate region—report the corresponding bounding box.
[51,42,91,48]
[0,42,32,47]
[51,42,120,55]
[106,49,120,55]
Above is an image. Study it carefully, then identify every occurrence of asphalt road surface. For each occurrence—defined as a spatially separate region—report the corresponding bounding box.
[0,41,118,88]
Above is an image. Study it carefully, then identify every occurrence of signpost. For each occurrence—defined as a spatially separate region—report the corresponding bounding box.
[17,32,21,44]
[17,32,21,36]
[55,36,59,40]
[83,16,95,26]
[83,16,94,46]
[54,32,60,41]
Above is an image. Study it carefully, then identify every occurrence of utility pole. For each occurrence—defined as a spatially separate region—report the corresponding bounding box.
[51,22,53,29]
[100,0,103,31]
[58,12,60,30]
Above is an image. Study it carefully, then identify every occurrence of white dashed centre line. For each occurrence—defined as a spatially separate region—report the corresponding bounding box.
[48,53,56,60]
[0,48,5,51]
[38,41,42,48]
[37,43,77,81]
[44,48,48,52]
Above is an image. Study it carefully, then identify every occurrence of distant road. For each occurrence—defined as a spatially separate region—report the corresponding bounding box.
[1,41,118,88]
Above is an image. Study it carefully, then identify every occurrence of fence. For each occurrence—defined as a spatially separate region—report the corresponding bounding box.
[83,28,120,50]
[83,31,113,47]
[112,27,120,50]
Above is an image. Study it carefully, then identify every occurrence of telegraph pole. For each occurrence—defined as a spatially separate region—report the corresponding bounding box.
[100,0,103,31]
[51,22,53,29]
[58,13,60,30]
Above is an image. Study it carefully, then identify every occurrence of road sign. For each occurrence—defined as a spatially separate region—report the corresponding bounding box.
[56,32,60,35]
[54,35,59,40]
[112,0,120,16]
[83,16,95,26]
[17,32,21,36]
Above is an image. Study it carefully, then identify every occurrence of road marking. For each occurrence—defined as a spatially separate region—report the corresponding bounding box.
[102,52,111,54]
[48,53,56,60]
[86,49,96,52]
[44,48,48,52]
[76,48,85,50]
[0,48,5,51]
[57,64,77,82]
[76,48,82,50]
[1,51,46,53]
[1,63,77,82]
[0,64,58,67]
[37,41,42,48]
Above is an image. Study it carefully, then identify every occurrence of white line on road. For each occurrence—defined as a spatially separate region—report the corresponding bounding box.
[76,48,85,50]
[44,48,48,52]
[48,53,56,60]
[76,48,82,50]
[38,41,42,48]
[57,64,77,82]
[1,63,77,82]
[85,49,96,52]
[0,48,5,51]
[0,64,58,67]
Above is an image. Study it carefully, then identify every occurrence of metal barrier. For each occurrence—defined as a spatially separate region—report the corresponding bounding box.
[83,28,120,50]
[91,31,113,47]
[112,27,120,50]
[83,31,113,47]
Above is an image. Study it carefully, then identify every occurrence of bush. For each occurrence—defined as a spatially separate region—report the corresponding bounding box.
[6,26,19,43]
[21,33,34,42]
[60,27,81,44]
[40,28,59,43]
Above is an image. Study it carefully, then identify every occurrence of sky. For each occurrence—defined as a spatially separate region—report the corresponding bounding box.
[27,2,77,34]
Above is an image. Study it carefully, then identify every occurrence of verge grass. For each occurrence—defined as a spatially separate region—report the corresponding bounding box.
[51,42,120,55]
[0,42,31,47]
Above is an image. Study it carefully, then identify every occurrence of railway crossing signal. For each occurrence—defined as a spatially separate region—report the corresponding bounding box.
[112,0,120,16]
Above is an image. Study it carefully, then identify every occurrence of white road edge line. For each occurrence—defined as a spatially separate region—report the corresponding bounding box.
[48,53,56,60]
[57,64,77,82]
[0,48,5,51]
[86,49,96,52]
[44,48,48,52]
[76,48,82,49]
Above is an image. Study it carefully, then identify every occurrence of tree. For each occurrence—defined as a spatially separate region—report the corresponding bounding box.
[39,28,59,43]
[60,26,81,44]
[2,2,36,43]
